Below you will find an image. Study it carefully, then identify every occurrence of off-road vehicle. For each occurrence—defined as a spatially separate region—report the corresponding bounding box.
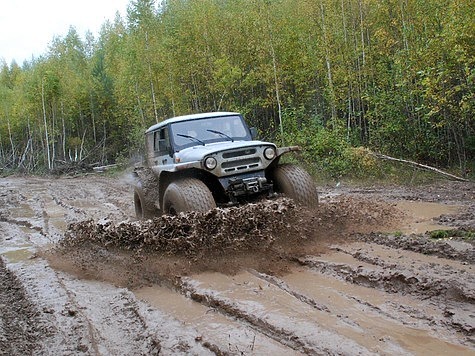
[133,112,318,218]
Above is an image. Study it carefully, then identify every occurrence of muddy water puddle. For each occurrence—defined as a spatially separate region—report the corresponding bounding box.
[1,246,34,263]
[9,203,37,219]
[396,201,461,234]
[280,266,471,354]
[181,272,376,354]
[135,284,295,354]
[213,269,468,354]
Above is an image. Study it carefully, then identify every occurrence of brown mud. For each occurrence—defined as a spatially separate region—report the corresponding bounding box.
[0,175,474,355]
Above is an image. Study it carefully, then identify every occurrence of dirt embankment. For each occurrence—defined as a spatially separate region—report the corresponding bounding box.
[0,175,474,355]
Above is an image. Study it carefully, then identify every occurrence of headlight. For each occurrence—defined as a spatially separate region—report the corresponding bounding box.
[264,147,276,160]
[204,157,217,170]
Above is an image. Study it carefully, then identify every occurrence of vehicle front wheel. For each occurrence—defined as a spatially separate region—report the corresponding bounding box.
[162,178,216,215]
[271,164,318,207]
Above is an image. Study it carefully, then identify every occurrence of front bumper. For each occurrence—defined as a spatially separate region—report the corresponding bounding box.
[219,171,272,198]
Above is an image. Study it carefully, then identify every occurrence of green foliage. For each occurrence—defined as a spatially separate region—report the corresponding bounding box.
[280,110,381,179]
[429,229,475,241]
[280,111,464,183]
[0,0,473,177]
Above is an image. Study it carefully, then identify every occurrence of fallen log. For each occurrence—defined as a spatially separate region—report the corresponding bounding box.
[372,152,470,182]
[93,164,119,172]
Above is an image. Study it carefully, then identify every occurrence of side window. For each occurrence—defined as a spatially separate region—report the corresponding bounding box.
[153,128,170,155]
[153,131,160,152]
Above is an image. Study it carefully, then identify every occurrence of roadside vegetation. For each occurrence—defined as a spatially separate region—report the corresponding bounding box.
[1,0,473,181]
[429,229,475,241]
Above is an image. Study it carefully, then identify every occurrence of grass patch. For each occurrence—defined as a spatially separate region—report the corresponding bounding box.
[429,229,475,241]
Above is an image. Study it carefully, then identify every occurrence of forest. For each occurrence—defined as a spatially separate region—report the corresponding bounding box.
[0,0,474,178]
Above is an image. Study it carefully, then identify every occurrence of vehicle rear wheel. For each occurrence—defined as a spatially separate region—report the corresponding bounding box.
[134,188,143,219]
[163,178,216,215]
[272,164,318,207]
[134,184,158,220]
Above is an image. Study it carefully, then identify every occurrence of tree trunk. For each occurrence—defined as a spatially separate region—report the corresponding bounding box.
[145,31,159,123]
[319,0,337,123]
[7,118,15,165]
[51,103,56,169]
[135,79,146,126]
[90,91,97,143]
[61,102,66,160]
[41,78,52,170]
[264,2,283,145]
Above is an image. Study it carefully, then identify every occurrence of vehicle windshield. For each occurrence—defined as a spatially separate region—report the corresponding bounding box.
[170,115,251,151]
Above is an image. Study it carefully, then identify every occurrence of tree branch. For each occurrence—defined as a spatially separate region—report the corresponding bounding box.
[372,152,470,182]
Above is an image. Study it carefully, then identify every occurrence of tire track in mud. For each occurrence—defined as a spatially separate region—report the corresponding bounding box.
[4,256,212,355]
[0,257,44,356]
[46,178,134,222]
[299,250,474,305]
[354,232,475,263]
[248,269,331,313]
[335,243,474,303]
[0,258,93,355]
[173,272,375,355]
[1,179,73,245]
[1,177,229,355]
[166,265,473,355]
[135,283,295,355]
[55,277,162,355]
[297,243,475,342]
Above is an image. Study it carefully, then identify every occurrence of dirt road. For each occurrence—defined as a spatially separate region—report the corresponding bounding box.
[0,174,473,355]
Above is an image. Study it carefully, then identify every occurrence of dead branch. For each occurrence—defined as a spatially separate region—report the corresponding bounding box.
[372,152,470,182]
[93,164,118,172]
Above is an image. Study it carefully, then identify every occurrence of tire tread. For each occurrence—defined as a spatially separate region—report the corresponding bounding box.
[273,164,318,206]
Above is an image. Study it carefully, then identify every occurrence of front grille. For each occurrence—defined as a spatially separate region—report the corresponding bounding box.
[222,148,256,159]
[212,145,276,176]
[222,157,261,172]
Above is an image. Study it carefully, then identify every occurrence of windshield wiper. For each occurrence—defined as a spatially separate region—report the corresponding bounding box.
[207,129,234,142]
[177,133,205,146]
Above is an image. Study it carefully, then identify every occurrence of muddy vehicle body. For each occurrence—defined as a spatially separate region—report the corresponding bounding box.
[133,112,318,217]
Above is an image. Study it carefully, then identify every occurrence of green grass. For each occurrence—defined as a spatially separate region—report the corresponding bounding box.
[429,229,475,241]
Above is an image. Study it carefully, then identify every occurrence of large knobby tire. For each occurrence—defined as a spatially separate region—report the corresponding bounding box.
[133,169,160,220]
[134,185,157,220]
[272,164,318,207]
[162,178,216,215]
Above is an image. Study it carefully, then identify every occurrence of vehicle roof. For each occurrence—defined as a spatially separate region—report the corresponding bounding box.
[145,112,241,133]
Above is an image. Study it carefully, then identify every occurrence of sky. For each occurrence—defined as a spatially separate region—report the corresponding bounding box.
[0,0,130,64]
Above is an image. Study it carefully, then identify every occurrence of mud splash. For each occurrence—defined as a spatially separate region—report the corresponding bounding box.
[56,193,404,258]
[58,198,297,256]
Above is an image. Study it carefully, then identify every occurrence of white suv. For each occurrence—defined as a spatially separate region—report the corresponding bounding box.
[133,112,318,217]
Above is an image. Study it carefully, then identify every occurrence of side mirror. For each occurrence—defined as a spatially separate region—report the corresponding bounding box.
[250,127,258,140]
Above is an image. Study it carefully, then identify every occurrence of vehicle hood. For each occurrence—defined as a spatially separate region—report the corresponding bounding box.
[175,140,275,162]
